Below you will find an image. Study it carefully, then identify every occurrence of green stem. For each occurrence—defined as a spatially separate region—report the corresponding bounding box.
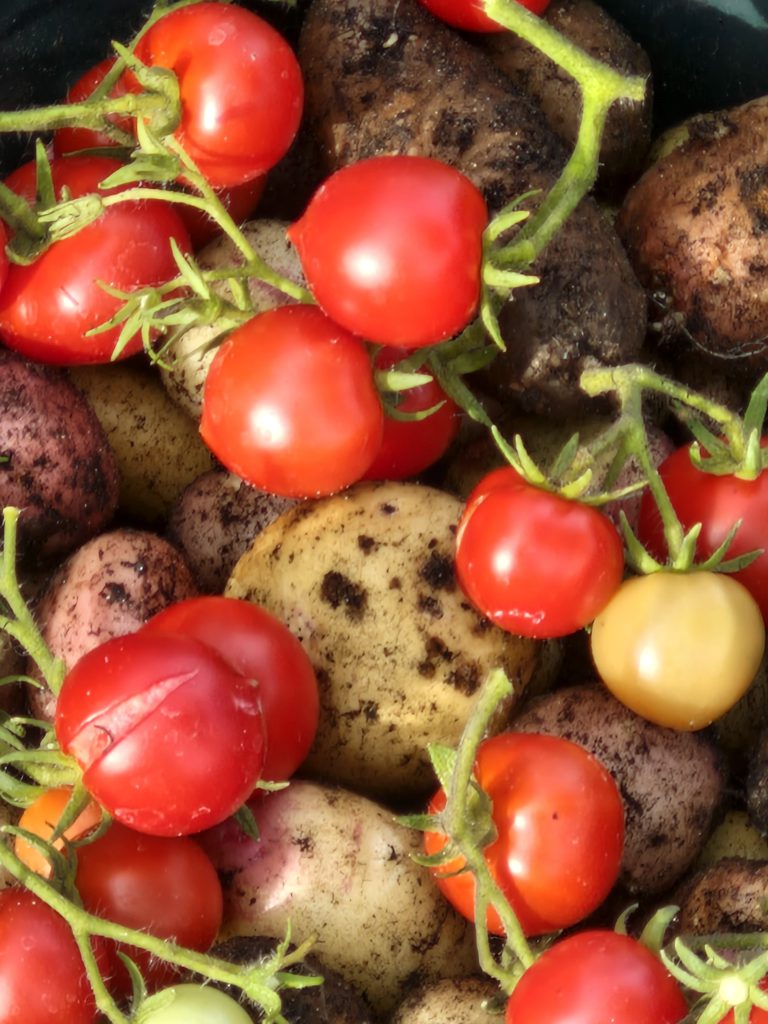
[0,91,170,136]
[0,182,46,240]
[72,928,129,1024]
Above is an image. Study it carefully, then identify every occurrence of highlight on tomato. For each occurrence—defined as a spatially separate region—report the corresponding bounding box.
[504,930,689,1024]
[0,155,191,365]
[141,596,319,782]
[454,467,625,638]
[424,732,625,937]
[590,569,765,731]
[200,304,384,499]
[287,155,488,349]
[131,1,304,188]
[416,0,550,33]
[54,631,267,836]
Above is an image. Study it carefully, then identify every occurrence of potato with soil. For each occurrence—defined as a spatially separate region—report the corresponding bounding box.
[25,528,198,721]
[167,469,296,594]
[674,858,768,934]
[298,0,647,416]
[617,96,768,376]
[226,480,540,802]
[69,361,215,527]
[0,349,118,561]
[473,0,652,193]
[390,977,502,1024]
[200,780,479,1017]
[510,684,725,894]
[747,728,768,835]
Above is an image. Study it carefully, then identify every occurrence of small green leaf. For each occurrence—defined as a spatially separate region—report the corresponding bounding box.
[427,743,459,791]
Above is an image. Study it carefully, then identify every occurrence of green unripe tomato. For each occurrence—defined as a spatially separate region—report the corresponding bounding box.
[140,984,253,1024]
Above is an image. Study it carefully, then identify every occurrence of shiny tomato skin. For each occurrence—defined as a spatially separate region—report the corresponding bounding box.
[0,156,190,365]
[75,822,223,996]
[363,347,461,480]
[455,469,625,638]
[417,0,549,32]
[200,305,384,498]
[0,888,108,1024]
[591,570,765,730]
[132,2,303,187]
[424,733,624,937]
[55,632,266,836]
[288,156,487,348]
[505,930,688,1024]
[142,596,319,781]
[637,442,768,623]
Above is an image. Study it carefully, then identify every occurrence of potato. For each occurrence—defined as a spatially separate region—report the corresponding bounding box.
[390,977,502,1024]
[167,469,296,594]
[474,0,652,193]
[25,528,199,721]
[0,349,119,561]
[226,480,540,801]
[674,858,768,934]
[200,780,479,1017]
[510,684,725,893]
[747,728,768,836]
[617,95,768,376]
[69,361,215,526]
[697,811,768,867]
[159,219,305,421]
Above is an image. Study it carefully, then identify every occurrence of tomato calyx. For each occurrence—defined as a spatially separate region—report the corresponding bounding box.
[661,944,768,1024]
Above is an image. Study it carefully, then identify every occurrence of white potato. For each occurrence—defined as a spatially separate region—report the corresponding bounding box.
[390,977,502,1024]
[159,219,305,420]
[226,481,540,801]
[200,780,479,1017]
[69,362,215,526]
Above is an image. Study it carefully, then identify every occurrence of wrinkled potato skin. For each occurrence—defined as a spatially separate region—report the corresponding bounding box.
[227,481,539,801]
[168,470,297,594]
[69,362,215,526]
[674,858,768,934]
[617,96,768,372]
[475,0,652,192]
[26,529,199,721]
[510,684,725,894]
[298,0,646,417]
[390,977,501,1024]
[0,350,119,560]
[202,781,479,1017]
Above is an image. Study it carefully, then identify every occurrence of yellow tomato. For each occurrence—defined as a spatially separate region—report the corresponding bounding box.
[590,571,765,730]
[15,786,102,877]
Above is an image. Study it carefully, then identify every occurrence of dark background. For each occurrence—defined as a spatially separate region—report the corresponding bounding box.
[1,0,767,174]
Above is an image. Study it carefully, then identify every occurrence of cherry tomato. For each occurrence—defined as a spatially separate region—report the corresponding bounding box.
[718,978,768,1023]
[54,631,266,836]
[504,930,689,1024]
[141,596,319,781]
[75,822,223,996]
[0,219,9,294]
[455,468,625,638]
[637,442,768,624]
[14,786,102,878]
[138,984,253,1024]
[363,347,461,480]
[53,56,132,156]
[200,304,384,498]
[417,0,549,32]
[0,887,108,1024]
[424,732,624,937]
[591,570,765,730]
[287,156,487,348]
[0,156,190,365]
[131,2,304,187]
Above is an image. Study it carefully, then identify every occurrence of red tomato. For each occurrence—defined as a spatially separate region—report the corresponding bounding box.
[55,631,266,836]
[200,304,384,498]
[504,930,688,1023]
[53,56,132,156]
[0,888,108,1024]
[75,822,223,996]
[637,442,768,624]
[718,979,768,1023]
[0,219,9,294]
[0,156,190,365]
[363,347,461,480]
[424,733,624,937]
[142,596,319,781]
[14,786,102,878]
[131,2,303,187]
[417,0,550,32]
[455,468,625,638]
[287,156,487,348]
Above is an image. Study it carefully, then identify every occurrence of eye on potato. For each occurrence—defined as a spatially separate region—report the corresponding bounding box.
[226,480,541,802]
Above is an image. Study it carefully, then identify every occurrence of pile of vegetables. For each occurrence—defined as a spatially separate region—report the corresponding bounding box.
[1,0,768,1022]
